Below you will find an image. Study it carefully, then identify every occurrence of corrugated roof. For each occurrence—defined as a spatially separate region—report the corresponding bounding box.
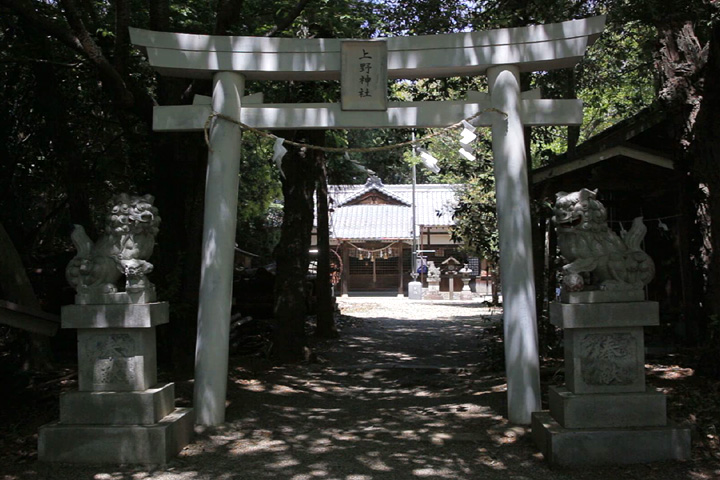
[324,177,460,241]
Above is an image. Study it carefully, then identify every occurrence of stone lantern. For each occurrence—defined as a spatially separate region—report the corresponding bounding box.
[459,263,473,300]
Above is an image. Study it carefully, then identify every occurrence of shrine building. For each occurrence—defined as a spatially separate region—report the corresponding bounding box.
[312,175,493,296]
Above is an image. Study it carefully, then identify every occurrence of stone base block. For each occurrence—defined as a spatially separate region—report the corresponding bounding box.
[459,291,474,300]
[532,411,690,466]
[62,302,169,329]
[77,328,157,392]
[561,289,645,304]
[38,408,194,464]
[550,301,658,329]
[75,289,157,305]
[549,386,667,429]
[565,326,646,394]
[60,383,175,425]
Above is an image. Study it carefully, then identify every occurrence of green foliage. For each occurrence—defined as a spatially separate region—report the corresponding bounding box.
[421,128,499,262]
[235,134,283,261]
[0,12,152,257]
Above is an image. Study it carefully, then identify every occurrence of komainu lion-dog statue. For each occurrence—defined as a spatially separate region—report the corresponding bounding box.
[65,193,160,296]
[552,189,654,292]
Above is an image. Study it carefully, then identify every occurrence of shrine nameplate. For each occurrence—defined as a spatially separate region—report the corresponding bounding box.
[341,40,388,111]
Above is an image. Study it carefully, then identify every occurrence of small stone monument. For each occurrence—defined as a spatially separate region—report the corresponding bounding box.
[423,261,443,300]
[408,271,423,300]
[459,263,474,300]
[442,256,461,300]
[39,194,193,464]
[532,189,690,465]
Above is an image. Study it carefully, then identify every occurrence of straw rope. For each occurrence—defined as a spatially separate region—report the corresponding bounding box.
[203,107,506,154]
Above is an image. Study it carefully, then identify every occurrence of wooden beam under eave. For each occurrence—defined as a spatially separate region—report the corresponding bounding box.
[532,145,675,184]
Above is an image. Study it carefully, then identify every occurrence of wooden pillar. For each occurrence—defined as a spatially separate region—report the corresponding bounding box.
[397,242,404,296]
[419,226,425,285]
[341,242,349,296]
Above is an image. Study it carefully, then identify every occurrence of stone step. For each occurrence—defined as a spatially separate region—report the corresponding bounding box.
[549,386,667,429]
[39,407,194,464]
[532,411,690,466]
[60,383,175,425]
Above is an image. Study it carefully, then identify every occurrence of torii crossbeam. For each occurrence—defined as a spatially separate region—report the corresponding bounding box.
[130,15,606,427]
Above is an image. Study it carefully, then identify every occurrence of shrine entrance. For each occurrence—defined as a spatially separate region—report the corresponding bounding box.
[130,15,606,427]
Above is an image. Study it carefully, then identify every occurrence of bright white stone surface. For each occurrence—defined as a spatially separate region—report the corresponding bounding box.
[61,302,169,329]
[408,281,423,300]
[129,16,605,80]
[153,97,583,132]
[193,72,245,426]
[488,64,541,425]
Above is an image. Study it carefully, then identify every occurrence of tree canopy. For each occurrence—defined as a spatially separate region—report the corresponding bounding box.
[2,0,720,367]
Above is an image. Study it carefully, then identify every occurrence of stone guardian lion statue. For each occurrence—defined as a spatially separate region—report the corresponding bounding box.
[65,193,160,297]
[552,189,654,292]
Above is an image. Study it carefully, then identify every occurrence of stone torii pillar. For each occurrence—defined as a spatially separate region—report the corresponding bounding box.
[488,65,541,423]
[130,15,606,426]
[194,72,245,426]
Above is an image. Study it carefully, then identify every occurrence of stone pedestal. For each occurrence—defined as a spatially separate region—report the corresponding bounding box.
[532,293,690,465]
[423,278,442,300]
[408,281,423,300]
[39,297,193,464]
[459,277,473,300]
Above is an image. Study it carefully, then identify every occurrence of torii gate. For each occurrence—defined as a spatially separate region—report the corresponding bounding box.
[130,15,606,427]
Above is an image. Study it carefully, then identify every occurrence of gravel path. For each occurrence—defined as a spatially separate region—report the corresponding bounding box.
[4,297,716,480]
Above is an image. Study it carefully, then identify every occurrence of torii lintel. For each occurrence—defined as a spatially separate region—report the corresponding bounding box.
[130,16,605,81]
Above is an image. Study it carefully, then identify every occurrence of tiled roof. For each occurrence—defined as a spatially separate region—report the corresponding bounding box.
[335,176,411,207]
[324,178,460,241]
[330,205,412,240]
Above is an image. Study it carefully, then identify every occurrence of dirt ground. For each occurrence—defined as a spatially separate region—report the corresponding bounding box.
[1,297,719,479]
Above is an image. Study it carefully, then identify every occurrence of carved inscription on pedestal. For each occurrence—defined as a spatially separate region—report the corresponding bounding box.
[580,333,636,386]
[85,333,137,388]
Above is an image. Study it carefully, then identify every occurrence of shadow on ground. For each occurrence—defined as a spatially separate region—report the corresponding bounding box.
[2,299,719,479]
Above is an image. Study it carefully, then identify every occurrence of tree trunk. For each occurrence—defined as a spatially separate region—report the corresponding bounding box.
[688,21,720,345]
[273,131,321,362]
[315,154,338,338]
[655,21,711,344]
[0,222,53,370]
[491,263,500,305]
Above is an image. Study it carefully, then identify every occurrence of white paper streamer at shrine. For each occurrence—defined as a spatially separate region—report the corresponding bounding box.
[272,137,288,178]
[417,148,441,173]
[459,120,477,145]
[459,148,476,161]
